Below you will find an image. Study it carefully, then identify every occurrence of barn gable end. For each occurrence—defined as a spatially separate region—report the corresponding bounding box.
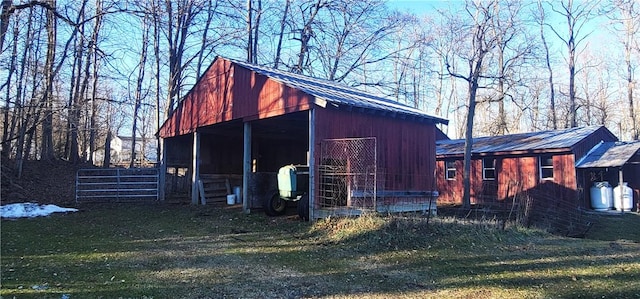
[158,57,448,219]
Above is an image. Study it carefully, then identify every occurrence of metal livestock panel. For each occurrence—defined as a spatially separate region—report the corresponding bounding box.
[76,168,159,203]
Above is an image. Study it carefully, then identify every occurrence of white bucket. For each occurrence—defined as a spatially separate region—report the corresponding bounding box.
[226,194,236,205]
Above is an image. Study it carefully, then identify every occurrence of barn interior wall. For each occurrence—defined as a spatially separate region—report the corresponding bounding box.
[164,135,193,166]
[200,133,244,174]
[253,137,308,172]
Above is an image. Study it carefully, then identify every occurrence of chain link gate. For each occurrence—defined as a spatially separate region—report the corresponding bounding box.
[317,137,377,217]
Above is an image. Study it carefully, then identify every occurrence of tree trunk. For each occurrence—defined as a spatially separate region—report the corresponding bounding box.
[0,0,11,52]
[165,0,194,117]
[68,14,86,164]
[130,14,150,168]
[294,0,323,74]
[103,130,111,167]
[153,0,162,164]
[1,17,18,157]
[88,0,103,164]
[252,0,261,64]
[462,79,478,209]
[622,4,638,139]
[246,0,253,62]
[196,0,214,77]
[538,0,556,129]
[497,41,506,135]
[273,0,290,68]
[461,59,485,209]
[40,0,57,161]
[568,34,577,127]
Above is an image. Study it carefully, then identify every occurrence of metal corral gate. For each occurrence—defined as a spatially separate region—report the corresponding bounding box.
[76,168,159,203]
[317,137,377,217]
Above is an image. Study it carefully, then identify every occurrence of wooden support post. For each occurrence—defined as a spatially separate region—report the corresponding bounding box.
[243,122,252,214]
[308,108,315,221]
[158,138,166,201]
[191,131,201,205]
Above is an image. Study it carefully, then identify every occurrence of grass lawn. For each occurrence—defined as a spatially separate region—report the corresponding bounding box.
[1,203,639,298]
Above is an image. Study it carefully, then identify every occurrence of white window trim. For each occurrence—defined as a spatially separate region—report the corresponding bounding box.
[539,155,554,180]
[482,157,496,181]
[445,161,456,180]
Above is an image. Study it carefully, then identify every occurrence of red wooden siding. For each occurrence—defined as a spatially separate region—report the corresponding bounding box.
[231,64,313,121]
[553,154,577,190]
[436,160,460,204]
[497,156,537,199]
[314,107,437,193]
[436,153,579,206]
[159,58,313,138]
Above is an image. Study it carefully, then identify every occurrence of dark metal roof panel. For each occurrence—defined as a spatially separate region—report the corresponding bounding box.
[576,141,640,168]
[228,58,448,124]
[436,126,607,156]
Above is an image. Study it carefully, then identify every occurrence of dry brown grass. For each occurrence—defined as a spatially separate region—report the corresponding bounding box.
[1,203,639,298]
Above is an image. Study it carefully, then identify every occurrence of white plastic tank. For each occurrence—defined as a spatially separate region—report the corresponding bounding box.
[590,182,612,211]
[613,182,633,212]
[233,186,242,204]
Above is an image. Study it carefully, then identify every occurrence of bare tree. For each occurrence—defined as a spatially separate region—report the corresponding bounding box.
[609,0,639,139]
[488,0,533,135]
[1,6,18,156]
[313,0,405,83]
[246,0,262,63]
[546,0,601,128]
[130,12,150,168]
[440,0,500,208]
[535,0,557,129]
[163,0,204,116]
[0,0,11,52]
[273,0,290,68]
[40,0,58,161]
[64,1,90,164]
[88,0,104,164]
[290,0,327,74]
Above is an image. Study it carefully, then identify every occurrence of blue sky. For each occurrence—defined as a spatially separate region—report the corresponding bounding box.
[387,0,459,13]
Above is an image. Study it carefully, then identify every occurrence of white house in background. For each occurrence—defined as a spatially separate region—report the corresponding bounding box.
[90,135,158,166]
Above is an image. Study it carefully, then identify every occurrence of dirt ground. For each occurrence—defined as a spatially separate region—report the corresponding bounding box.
[1,157,92,205]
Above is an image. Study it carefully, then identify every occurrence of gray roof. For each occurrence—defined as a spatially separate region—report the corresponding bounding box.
[576,141,640,168]
[228,58,448,124]
[436,126,608,156]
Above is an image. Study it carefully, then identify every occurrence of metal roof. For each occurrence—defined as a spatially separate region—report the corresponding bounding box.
[575,141,640,168]
[228,58,448,125]
[436,126,608,156]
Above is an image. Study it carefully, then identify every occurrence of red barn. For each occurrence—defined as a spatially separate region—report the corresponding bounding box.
[158,57,448,219]
[435,126,639,213]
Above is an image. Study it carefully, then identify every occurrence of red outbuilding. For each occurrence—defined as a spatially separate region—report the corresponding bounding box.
[436,126,639,214]
[158,57,448,219]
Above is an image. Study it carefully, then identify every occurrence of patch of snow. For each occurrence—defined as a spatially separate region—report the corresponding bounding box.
[0,203,78,219]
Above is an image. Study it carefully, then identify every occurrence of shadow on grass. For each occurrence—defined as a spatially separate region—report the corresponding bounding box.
[2,203,639,298]
[586,212,640,243]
